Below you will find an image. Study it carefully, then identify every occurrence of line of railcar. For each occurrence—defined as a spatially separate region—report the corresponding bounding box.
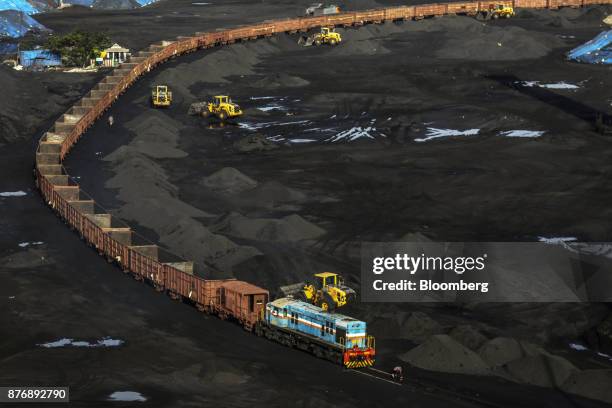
[34,0,612,369]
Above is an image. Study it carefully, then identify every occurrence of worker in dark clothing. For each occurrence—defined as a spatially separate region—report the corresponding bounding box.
[391,366,404,383]
[108,115,114,127]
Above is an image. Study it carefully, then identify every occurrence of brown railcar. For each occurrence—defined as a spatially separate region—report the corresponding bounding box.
[357,9,386,23]
[514,0,543,7]
[102,234,130,267]
[447,2,480,14]
[383,6,415,20]
[165,265,195,298]
[192,278,236,312]
[216,281,269,330]
[65,203,83,231]
[129,248,162,281]
[555,0,583,7]
[327,12,359,26]
[414,3,447,18]
[82,216,105,251]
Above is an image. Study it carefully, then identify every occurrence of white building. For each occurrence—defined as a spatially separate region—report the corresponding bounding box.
[102,43,130,67]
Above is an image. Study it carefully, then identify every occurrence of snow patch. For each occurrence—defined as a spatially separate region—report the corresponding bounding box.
[597,352,612,361]
[538,236,578,244]
[257,104,286,112]
[569,343,589,351]
[415,128,480,142]
[18,241,43,248]
[0,191,26,197]
[108,391,146,402]
[239,120,310,131]
[518,81,580,90]
[249,96,275,100]
[328,126,377,142]
[289,139,317,143]
[500,130,545,138]
[38,337,125,348]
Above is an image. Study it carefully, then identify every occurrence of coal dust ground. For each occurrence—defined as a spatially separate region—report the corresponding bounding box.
[2,0,612,407]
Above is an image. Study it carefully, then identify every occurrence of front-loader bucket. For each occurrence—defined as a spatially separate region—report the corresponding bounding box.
[280,282,306,297]
[298,35,315,46]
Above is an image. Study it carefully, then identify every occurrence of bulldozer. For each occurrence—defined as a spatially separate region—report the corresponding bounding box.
[298,27,342,47]
[477,4,514,20]
[201,95,243,121]
[281,272,356,312]
[151,85,172,108]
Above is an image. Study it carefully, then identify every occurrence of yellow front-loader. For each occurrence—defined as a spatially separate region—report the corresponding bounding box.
[201,95,243,121]
[285,272,356,312]
[477,4,515,19]
[151,85,172,108]
[298,27,342,47]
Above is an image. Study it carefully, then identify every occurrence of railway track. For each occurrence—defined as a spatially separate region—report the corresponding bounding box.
[351,367,510,408]
[33,0,612,391]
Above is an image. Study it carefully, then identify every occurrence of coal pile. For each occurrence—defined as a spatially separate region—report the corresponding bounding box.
[91,0,140,9]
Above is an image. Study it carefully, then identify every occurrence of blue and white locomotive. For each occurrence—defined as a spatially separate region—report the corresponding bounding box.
[257,297,375,368]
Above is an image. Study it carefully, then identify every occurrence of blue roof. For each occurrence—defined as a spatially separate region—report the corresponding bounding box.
[270,297,362,326]
[19,48,61,66]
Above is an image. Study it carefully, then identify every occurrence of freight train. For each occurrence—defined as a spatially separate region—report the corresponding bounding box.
[34,0,612,371]
[35,177,374,367]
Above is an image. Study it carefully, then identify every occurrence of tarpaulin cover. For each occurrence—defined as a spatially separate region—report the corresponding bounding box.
[0,9,47,38]
[63,0,94,6]
[0,0,38,15]
[567,30,612,64]
[0,41,17,53]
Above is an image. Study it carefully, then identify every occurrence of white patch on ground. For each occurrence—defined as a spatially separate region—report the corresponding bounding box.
[518,81,580,90]
[39,338,72,348]
[569,343,589,351]
[238,122,267,131]
[8,296,15,300]
[257,104,286,112]
[289,139,317,143]
[266,135,285,142]
[327,127,377,142]
[249,96,275,100]
[277,120,310,126]
[192,2,210,4]
[108,392,146,402]
[597,352,612,361]
[38,338,125,348]
[500,130,545,138]
[415,128,480,142]
[18,241,43,248]
[239,120,310,131]
[0,191,27,197]
[538,236,578,244]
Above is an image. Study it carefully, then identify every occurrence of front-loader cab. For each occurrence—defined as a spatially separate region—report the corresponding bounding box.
[214,95,229,106]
